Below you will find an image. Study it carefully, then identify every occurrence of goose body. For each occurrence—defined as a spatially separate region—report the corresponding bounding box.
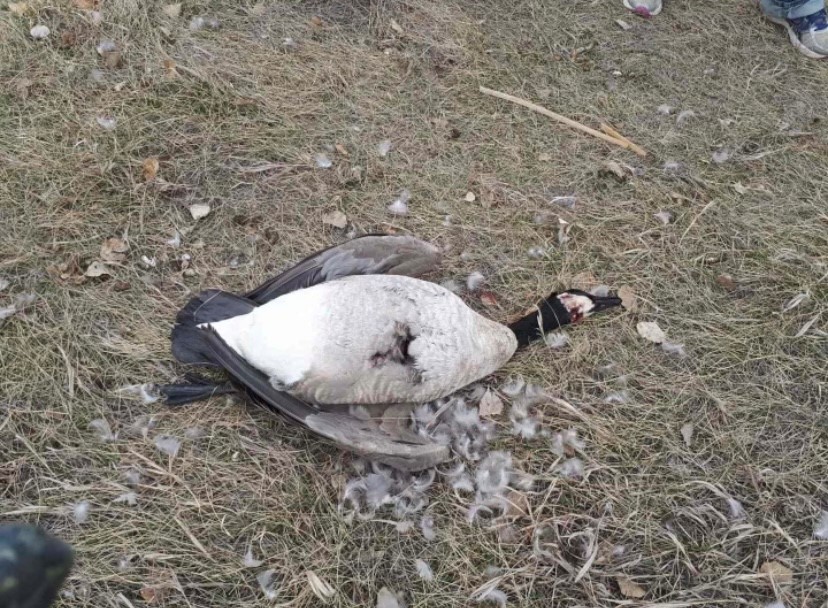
[207,274,518,405]
[161,234,621,470]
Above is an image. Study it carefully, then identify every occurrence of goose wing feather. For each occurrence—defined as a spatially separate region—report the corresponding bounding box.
[201,326,449,471]
[244,235,441,304]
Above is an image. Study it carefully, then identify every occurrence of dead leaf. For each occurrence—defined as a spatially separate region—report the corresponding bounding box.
[306,571,335,602]
[680,423,694,447]
[602,160,628,181]
[309,15,323,27]
[103,50,122,69]
[142,157,159,181]
[502,488,529,519]
[322,210,347,229]
[47,256,86,285]
[478,390,503,417]
[8,2,29,15]
[617,285,637,312]
[716,274,736,292]
[60,30,78,48]
[100,237,129,262]
[389,19,403,34]
[72,0,97,8]
[188,203,211,220]
[636,321,666,344]
[139,586,168,604]
[84,261,111,278]
[161,3,182,18]
[616,575,646,599]
[480,291,498,307]
[759,561,793,586]
[464,191,476,202]
[162,59,178,78]
[334,143,349,157]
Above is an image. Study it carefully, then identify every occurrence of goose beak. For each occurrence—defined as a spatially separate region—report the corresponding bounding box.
[591,294,623,313]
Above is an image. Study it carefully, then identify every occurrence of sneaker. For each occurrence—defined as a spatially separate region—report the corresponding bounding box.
[760,1,828,59]
[622,0,663,17]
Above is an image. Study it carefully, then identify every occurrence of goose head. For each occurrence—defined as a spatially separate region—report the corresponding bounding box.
[555,289,622,324]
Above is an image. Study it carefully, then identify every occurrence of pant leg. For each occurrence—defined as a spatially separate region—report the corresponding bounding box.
[761,0,825,19]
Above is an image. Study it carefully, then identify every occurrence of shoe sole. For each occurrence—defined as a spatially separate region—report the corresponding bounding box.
[761,9,828,59]
[622,0,662,16]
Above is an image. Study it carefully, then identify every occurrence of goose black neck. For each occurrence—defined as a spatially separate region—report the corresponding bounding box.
[508,296,571,347]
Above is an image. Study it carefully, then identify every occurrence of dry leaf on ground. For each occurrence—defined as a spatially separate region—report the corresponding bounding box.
[322,210,348,229]
[616,575,646,598]
[479,390,503,417]
[162,3,182,18]
[637,321,666,344]
[188,203,211,220]
[759,561,793,586]
[143,158,159,181]
[85,261,111,278]
[618,285,637,312]
[100,237,129,262]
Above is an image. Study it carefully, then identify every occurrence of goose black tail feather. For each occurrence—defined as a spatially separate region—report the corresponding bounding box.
[159,378,237,406]
[171,290,256,365]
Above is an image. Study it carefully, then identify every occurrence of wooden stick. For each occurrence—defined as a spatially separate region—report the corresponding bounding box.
[479,86,647,157]
[600,122,647,157]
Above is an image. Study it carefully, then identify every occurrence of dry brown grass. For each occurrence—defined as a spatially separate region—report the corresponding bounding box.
[2,0,827,606]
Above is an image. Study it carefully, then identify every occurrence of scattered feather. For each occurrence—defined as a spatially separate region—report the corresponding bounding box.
[464,191,477,202]
[314,153,333,169]
[257,569,279,600]
[661,341,687,358]
[162,3,182,19]
[377,139,392,157]
[474,586,508,606]
[155,435,181,458]
[654,210,673,224]
[420,515,437,541]
[500,377,525,397]
[794,314,819,338]
[676,109,696,126]
[114,492,137,506]
[72,501,91,524]
[451,473,475,493]
[712,148,732,164]
[96,116,117,131]
[479,390,504,417]
[590,285,610,297]
[189,15,220,31]
[637,321,666,344]
[376,587,400,608]
[657,104,673,115]
[282,37,299,51]
[476,452,512,496]
[0,277,8,291]
[727,497,746,520]
[96,40,117,55]
[764,603,786,608]
[466,271,485,292]
[306,571,335,602]
[243,547,263,568]
[395,520,414,533]
[166,231,182,248]
[551,195,577,209]
[662,160,681,174]
[387,189,411,216]
[616,18,632,30]
[116,383,159,404]
[527,246,545,259]
[440,279,461,293]
[813,511,828,539]
[511,416,538,439]
[184,427,205,440]
[782,292,808,312]
[30,24,50,39]
[124,469,141,485]
[415,558,434,582]
[88,418,117,442]
[188,203,211,220]
[603,390,628,404]
[555,458,584,479]
[0,293,37,321]
[680,423,694,447]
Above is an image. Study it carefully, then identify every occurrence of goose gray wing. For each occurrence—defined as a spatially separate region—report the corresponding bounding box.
[201,326,449,472]
[244,234,441,304]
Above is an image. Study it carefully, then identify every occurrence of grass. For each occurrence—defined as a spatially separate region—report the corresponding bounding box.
[1,0,827,606]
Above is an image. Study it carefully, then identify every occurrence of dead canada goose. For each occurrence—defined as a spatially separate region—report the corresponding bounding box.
[161,234,621,470]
